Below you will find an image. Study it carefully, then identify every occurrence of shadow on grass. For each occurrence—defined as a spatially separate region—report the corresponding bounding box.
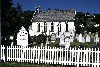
[0,61,91,67]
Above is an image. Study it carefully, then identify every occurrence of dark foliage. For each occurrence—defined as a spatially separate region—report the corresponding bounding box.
[36,34,47,44]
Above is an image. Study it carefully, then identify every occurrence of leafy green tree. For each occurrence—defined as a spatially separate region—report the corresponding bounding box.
[22,10,33,31]
[75,12,100,33]
[1,0,24,46]
[93,14,100,32]
[1,0,14,37]
[1,0,23,37]
[36,34,47,44]
[29,35,37,44]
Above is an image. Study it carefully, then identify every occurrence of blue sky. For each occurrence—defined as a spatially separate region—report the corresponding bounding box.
[12,0,100,14]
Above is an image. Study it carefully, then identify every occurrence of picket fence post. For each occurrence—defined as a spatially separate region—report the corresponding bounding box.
[97,48,99,67]
[0,45,100,67]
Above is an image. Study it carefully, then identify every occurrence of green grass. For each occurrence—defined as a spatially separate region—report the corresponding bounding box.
[0,62,77,67]
[70,38,93,48]
[0,62,91,67]
[32,37,95,48]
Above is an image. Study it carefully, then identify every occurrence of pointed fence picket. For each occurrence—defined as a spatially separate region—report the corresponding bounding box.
[1,45,100,67]
[1,45,5,62]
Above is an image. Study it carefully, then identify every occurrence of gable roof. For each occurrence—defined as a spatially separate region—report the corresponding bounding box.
[33,9,76,22]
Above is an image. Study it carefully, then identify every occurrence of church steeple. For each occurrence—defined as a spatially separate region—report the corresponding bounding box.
[35,6,40,13]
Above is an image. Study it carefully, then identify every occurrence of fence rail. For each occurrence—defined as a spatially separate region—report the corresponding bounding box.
[1,45,100,67]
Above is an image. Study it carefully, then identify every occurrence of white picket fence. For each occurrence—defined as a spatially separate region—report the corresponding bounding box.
[1,45,100,67]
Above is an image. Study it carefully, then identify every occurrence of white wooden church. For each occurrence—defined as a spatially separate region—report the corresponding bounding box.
[29,6,76,38]
[17,6,76,47]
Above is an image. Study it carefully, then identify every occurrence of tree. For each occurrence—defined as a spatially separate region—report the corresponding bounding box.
[75,12,99,33]
[36,34,47,44]
[48,8,51,10]
[1,0,14,37]
[1,0,23,36]
[1,0,24,46]
[22,10,33,31]
[29,35,37,44]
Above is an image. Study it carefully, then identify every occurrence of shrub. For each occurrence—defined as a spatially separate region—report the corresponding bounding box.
[36,34,47,44]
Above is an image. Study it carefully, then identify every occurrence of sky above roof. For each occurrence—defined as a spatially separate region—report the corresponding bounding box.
[12,0,100,14]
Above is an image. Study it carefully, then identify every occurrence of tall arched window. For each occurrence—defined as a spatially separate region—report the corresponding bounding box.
[59,22,61,32]
[66,22,68,31]
[57,24,59,36]
[37,23,40,32]
[51,22,54,32]
[44,22,47,32]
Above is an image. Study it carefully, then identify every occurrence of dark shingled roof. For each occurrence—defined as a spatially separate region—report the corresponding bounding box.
[34,9,76,21]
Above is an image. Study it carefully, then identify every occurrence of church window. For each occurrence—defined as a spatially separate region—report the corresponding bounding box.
[66,22,68,31]
[51,22,54,32]
[59,23,61,32]
[37,23,40,32]
[44,22,47,32]
[22,35,25,36]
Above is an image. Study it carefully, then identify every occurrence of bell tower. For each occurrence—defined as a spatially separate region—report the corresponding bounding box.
[35,6,40,13]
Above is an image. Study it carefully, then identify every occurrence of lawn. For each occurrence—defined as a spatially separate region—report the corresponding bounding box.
[33,38,94,48]
[0,62,78,67]
[0,61,91,67]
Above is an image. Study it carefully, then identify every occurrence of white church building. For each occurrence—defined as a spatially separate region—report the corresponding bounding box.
[29,6,76,38]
